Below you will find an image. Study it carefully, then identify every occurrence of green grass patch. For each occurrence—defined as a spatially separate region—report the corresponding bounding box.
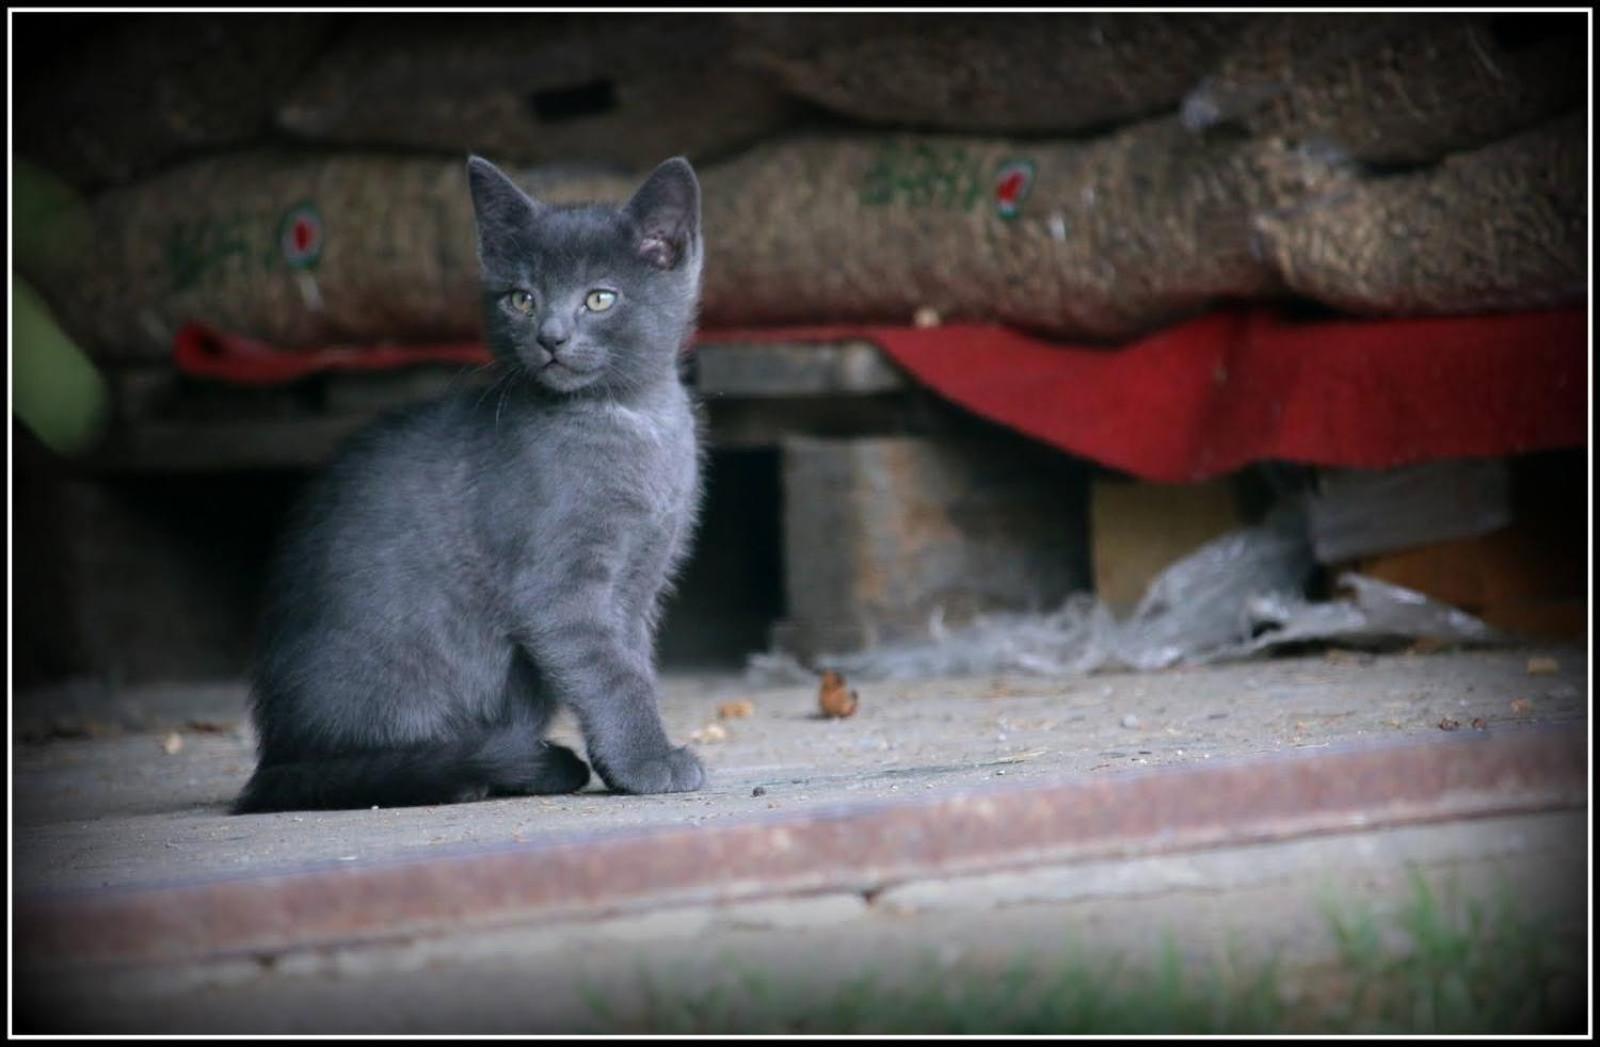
[585,872,1585,1034]
[1311,870,1585,1034]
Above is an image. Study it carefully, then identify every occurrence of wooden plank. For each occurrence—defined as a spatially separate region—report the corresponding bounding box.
[85,341,916,471]
[693,340,906,397]
[1306,459,1512,564]
[320,366,492,414]
[703,394,933,449]
[83,417,373,473]
[1090,477,1247,616]
[83,395,937,472]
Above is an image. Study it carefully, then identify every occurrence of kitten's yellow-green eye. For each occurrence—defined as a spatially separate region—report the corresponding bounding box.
[507,290,534,314]
[585,290,617,312]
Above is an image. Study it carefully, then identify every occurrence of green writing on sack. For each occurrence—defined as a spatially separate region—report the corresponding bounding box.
[859,143,987,211]
[165,203,325,292]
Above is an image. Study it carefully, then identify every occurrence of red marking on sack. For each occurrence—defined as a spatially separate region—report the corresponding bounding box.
[997,172,1027,204]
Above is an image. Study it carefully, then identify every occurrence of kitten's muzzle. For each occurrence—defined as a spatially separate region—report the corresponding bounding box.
[537,320,572,353]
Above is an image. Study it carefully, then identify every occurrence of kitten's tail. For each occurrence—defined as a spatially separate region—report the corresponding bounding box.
[231,728,590,814]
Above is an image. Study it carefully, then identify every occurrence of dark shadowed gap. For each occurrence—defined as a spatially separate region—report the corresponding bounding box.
[656,447,787,669]
[527,80,620,123]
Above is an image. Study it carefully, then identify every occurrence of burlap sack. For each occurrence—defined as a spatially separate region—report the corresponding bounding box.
[1252,115,1586,316]
[39,121,1361,359]
[14,14,333,189]
[730,13,1250,134]
[700,119,1356,339]
[276,14,797,169]
[1183,13,1587,166]
[34,152,634,360]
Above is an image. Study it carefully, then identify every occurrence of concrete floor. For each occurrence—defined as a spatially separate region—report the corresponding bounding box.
[10,645,1591,1033]
[12,645,1587,895]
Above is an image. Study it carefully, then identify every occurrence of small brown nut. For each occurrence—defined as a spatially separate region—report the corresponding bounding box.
[819,670,859,719]
[717,699,755,720]
[1437,718,1461,732]
[1526,656,1559,675]
[1510,698,1533,716]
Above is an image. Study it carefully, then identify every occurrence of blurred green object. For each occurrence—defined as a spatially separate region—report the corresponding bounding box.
[13,275,110,457]
[12,158,93,283]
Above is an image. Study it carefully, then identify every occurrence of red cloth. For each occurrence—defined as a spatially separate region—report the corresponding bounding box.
[174,324,490,383]
[174,306,1588,483]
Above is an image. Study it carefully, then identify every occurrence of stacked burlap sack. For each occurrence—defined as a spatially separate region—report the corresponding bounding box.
[14,14,334,188]
[1180,12,1586,165]
[22,155,636,360]
[727,13,1251,134]
[1253,114,1586,316]
[699,119,1358,337]
[16,12,1587,360]
[27,121,1362,358]
[275,14,798,170]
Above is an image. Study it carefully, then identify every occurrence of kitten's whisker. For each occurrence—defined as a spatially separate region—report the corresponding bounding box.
[495,375,512,432]
[461,358,503,388]
[473,368,513,415]
[452,361,499,406]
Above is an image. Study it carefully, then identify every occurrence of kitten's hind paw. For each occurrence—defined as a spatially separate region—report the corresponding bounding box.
[597,745,705,795]
[489,740,591,796]
[534,741,593,794]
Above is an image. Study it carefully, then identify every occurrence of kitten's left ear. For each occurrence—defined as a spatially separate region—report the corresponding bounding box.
[467,155,542,268]
[625,157,701,270]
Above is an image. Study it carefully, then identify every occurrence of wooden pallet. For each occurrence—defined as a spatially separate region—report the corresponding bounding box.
[81,340,928,473]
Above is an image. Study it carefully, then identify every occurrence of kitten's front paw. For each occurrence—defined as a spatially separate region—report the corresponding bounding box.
[599,746,705,795]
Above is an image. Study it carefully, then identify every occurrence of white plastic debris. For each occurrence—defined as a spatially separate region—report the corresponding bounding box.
[745,506,1502,685]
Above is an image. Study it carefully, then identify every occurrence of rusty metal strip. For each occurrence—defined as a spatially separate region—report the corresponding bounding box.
[14,725,1587,972]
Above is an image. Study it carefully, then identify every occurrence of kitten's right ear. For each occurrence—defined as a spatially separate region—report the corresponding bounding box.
[467,156,541,264]
[625,157,701,271]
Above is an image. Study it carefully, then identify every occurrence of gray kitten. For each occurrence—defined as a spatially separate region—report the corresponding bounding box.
[233,156,707,813]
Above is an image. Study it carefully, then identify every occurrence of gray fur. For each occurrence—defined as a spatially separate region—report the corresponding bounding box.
[234,156,706,813]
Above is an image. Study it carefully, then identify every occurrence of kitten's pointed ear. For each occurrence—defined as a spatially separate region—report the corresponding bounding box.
[625,157,700,271]
[467,155,540,264]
